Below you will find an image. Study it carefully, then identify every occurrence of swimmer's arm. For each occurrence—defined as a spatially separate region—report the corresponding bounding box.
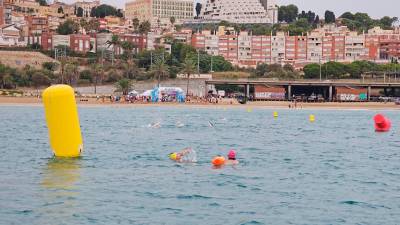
[181,147,192,154]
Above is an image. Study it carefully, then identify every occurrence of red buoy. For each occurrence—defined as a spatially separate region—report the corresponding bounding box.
[374,114,391,132]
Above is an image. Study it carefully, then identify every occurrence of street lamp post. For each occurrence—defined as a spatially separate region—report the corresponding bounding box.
[319,56,322,81]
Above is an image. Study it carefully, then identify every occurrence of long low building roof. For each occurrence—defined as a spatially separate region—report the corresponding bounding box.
[206,79,400,88]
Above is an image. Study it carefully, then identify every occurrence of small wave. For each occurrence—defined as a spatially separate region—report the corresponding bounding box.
[176,194,212,200]
[239,220,263,225]
[15,209,33,215]
[208,202,220,207]
[340,200,391,209]
[160,207,182,213]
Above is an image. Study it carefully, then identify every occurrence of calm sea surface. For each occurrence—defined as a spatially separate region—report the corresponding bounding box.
[0,105,400,225]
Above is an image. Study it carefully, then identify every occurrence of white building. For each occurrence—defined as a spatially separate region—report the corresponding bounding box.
[345,33,367,61]
[200,0,278,24]
[238,31,252,60]
[74,0,100,18]
[271,32,285,64]
[125,0,193,26]
[203,30,218,56]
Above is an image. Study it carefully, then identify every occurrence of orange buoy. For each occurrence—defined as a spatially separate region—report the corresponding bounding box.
[374,114,391,132]
[212,156,226,166]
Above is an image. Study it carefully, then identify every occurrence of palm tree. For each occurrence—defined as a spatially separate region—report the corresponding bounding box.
[65,60,79,86]
[115,78,132,95]
[150,60,169,88]
[169,16,176,31]
[32,71,50,94]
[138,21,151,35]
[181,58,196,96]
[106,35,120,55]
[120,59,139,79]
[121,41,136,59]
[57,56,70,84]
[132,18,140,33]
[90,63,103,94]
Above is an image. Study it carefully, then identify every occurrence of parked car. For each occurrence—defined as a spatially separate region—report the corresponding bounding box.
[317,94,325,102]
[307,94,317,102]
[395,98,400,105]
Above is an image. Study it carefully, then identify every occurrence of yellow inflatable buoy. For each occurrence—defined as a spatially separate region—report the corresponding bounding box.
[309,114,315,122]
[273,111,278,118]
[42,85,83,157]
[247,108,253,113]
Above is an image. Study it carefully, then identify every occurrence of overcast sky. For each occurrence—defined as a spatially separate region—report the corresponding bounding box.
[61,0,400,19]
[277,0,399,19]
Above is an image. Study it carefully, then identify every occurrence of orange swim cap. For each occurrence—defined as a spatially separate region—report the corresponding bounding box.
[212,156,226,166]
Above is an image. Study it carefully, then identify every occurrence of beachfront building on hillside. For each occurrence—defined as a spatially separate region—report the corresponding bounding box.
[125,0,193,26]
[199,0,278,24]
[74,0,100,18]
[191,25,400,68]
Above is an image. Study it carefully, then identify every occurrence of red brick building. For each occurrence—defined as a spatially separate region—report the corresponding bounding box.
[378,35,400,60]
[40,32,52,50]
[26,16,48,35]
[70,34,92,53]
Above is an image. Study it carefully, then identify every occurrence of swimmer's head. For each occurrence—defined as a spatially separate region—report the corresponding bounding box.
[169,153,177,160]
[228,150,236,160]
[169,152,181,161]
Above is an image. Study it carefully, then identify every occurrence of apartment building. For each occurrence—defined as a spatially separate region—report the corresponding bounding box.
[0,0,4,26]
[74,0,100,18]
[200,0,278,24]
[218,34,238,64]
[189,25,400,68]
[379,34,400,60]
[125,0,193,25]
[271,32,285,64]
[345,34,368,61]
[70,34,92,53]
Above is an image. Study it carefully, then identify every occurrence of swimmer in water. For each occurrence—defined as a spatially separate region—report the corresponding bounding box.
[225,149,239,165]
[148,122,161,128]
[169,147,197,163]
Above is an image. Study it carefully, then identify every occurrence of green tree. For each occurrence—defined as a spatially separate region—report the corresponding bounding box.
[32,71,50,91]
[170,16,176,26]
[195,3,202,18]
[36,0,47,6]
[278,5,298,23]
[340,12,355,20]
[57,19,79,35]
[139,21,151,35]
[77,7,83,17]
[90,4,123,18]
[42,62,58,72]
[119,59,139,79]
[57,6,64,14]
[79,69,93,82]
[324,10,336,24]
[303,63,321,79]
[325,61,347,79]
[380,16,398,29]
[121,41,136,59]
[254,63,269,77]
[86,19,100,32]
[132,18,140,32]
[90,64,103,94]
[181,58,196,96]
[115,78,132,95]
[65,61,79,85]
[150,60,169,87]
[106,34,120,55]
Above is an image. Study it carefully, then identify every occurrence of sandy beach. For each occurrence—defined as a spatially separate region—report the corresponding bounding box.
[0,96,399,110]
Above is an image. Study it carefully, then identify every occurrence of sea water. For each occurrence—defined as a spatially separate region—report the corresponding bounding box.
[0,106,399,225]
